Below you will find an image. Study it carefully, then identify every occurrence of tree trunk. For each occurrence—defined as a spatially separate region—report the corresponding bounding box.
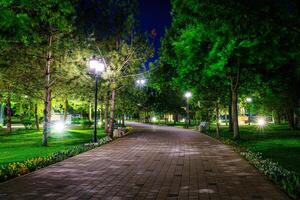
[43,35,52,146]
[99,108,103,128]
[216,100,220,137]
[228,88,233,132]
[286,108,298,130]
[121,114,125,127]
[231,87,240,139]
[35,103,39,130]
[108,88,116,136]
[6,96,12,133]
[64,98,68,122]
[104,92,110,134]
[88,102,92,122]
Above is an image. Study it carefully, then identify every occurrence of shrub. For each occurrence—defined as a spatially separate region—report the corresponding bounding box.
[21,118,32,129]
[81,120,93,128]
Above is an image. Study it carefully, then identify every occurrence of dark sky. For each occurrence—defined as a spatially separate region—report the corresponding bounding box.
[138,0,171,69]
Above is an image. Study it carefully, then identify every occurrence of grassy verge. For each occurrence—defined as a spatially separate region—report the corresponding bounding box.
[205,124,300,199]
[0,127,105,165]
[206,124,300,174]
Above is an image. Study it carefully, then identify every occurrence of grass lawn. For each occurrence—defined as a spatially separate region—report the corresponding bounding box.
[207,124,300,174]
[0,127,105,165]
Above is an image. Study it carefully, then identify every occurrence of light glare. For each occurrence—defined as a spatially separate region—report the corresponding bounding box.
[185,92,192,98]
[54,121,65,133]
[257,118,266,127]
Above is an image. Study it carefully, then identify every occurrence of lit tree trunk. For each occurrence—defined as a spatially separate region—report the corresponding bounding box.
[64,98,68,122]
[88,102,92,122]
[6,96,12,133]
[121,114,125,127]
[105,91,110,134]
[228,88,233,132]
[35,103,39,130]
[231,86,239,139]
[216,99,220,137]
[108,88,116,136]
[43,35,52,146]
[99,108,103,128]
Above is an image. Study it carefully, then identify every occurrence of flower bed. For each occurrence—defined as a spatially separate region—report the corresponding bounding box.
[0,136,112,183]
[217,137,300,199]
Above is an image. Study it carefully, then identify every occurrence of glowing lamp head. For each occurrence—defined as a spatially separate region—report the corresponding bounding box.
[184,92,192,99]
[54,121,65,133]
[257,118,266,127]
[246,97,252,103]
[89,57,105,73]
[151,117,157,122]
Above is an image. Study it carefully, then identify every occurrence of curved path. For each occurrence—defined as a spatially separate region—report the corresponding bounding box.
[0,123,288,200]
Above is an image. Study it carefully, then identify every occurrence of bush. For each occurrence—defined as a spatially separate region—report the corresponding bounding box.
[0,136,112,183]
[81,120,93,128]
[21,118,32,129]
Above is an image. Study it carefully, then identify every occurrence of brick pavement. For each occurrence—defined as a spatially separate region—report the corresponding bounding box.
[0,122,289,200]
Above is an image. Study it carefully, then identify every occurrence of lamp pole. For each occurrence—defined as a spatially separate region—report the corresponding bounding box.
[184,92,192,127]
[93,74,99,142]
[88,56,105,143]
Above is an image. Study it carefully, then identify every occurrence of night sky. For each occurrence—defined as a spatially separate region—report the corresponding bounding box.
[138,0,171,68]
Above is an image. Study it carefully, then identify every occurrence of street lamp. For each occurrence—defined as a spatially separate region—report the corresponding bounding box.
[246,97,252,125]
[88,55,106,142]
[184,92,192,127]
[136,78,146,122]
[136,78,146,88]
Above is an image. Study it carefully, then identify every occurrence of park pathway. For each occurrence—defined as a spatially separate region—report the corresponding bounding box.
[0,123,289,200]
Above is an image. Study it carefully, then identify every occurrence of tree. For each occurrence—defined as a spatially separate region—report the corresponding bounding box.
[159,0,300,138]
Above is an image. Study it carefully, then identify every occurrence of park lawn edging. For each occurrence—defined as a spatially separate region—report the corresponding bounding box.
[213,137,300,199]
[0,136,112,184]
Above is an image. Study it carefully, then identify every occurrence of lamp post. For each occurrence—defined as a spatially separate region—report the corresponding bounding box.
[89,56,105,142]
[136,78,146,122]
[246,97,252,125]
[184,92,192,127]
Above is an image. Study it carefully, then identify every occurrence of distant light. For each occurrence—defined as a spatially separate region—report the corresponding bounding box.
[24,95,28,98]
[246,97,252,103]
[257,118,266,127]
[54,121,65,133]
[151,117,157,122]
[181,118,185,122]
[136,79,146,86]
[184,92,192,98]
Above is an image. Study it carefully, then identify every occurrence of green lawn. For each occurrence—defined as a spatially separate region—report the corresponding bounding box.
[207,124,300,174]
[0,127,105,165]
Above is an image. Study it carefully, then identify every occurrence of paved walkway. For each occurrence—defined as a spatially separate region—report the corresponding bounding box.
[0,123,288,200]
